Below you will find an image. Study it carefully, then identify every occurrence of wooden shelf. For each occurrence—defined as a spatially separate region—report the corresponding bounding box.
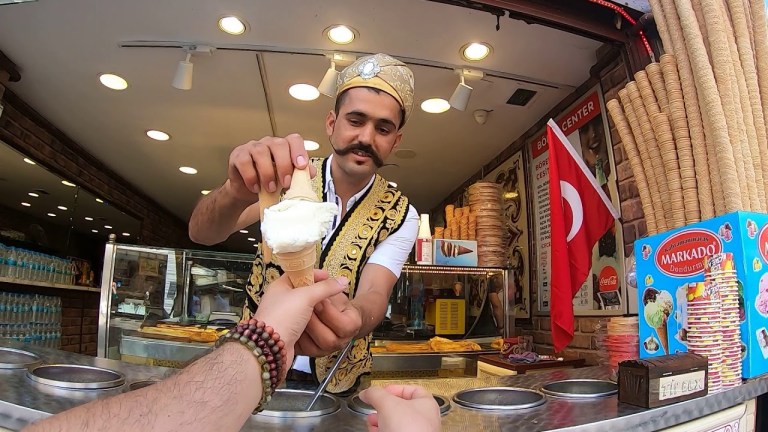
[0,276,101,293]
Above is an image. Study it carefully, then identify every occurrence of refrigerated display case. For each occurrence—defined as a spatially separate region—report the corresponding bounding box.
[96,237,254,366]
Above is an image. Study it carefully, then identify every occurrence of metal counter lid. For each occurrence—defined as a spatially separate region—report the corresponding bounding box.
[27,364,126,390]
[540,379,618,399]
[0,347,41,369]
[348,394,450,415]
[452,387,546,410]
[256,389,340,418]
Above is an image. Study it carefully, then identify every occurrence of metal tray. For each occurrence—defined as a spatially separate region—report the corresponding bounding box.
[257,389,340,418]
[452,387,546,410]
[540,379,617,399]
[27,364,125,389]
[348,394,450,415]
[0,347,41,369]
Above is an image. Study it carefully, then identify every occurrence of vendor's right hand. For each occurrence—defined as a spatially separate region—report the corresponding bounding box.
[225,133,317,201]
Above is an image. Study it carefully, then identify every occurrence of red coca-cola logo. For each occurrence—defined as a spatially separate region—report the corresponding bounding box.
[598,266,618,292]
[758,224,768,264]
[654,229,722,277]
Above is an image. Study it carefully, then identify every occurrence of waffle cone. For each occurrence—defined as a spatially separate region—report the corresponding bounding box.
[656,320,669,355]
[275,246,317,288]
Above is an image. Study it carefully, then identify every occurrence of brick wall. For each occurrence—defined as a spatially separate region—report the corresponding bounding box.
[0,90,194,250]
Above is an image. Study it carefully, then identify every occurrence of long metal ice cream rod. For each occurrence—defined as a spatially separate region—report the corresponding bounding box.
[304,338,356,411]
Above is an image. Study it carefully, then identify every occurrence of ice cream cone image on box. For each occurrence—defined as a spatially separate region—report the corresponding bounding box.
[440,241,474,258]
[643,287,673,355]
[261,167,338,288]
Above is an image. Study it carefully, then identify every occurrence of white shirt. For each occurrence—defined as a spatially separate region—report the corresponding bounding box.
[294,155,419,373]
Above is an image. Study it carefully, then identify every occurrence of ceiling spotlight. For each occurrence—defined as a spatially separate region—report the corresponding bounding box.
[21,202,31,207]
[57,206,68,211]
[461,42,492,61]
[104,225,113,229]
[304,140,320,151]
[388,182,398,188]
[62,180,76,187]
[47,213,56,217]
[420,98,450,114]
[122,232,131,237]
[289,84,320,101]
[23,158,36,165]
[201,190,211,195]
[240,230,249,234]
[99,73,129,90]
[179,166,198,175]
[146,130,170,141]
[247,237,256,241]
[449,69,483,111]
[85,217,94,221]
[28,192,39,198]
[92,229,99,233]
[218,16,247,35]
[96,198,104,203]
[325,25,357,44]
[172,53,194,90]
[318,61,340,97]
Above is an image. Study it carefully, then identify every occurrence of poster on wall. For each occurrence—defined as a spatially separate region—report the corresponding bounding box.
[528,86,626,316]
[484,151,531,319]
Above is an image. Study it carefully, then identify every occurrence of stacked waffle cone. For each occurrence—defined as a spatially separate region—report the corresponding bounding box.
[468,182,506,267]
[607,0,768,233]
[437,205,476,240]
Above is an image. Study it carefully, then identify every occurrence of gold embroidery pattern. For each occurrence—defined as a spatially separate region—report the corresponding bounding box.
[314,175,409,393]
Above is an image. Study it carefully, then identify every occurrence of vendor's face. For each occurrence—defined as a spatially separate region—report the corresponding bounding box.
[326,87,403,179]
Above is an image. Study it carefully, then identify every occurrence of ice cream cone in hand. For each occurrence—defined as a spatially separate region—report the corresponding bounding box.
[276,246,317,288]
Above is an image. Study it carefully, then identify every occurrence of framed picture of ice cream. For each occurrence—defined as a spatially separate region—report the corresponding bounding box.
[526,86,628,316]
[483,150,531,319]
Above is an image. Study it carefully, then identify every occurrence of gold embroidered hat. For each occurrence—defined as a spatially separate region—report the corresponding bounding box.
[336,53,415,127]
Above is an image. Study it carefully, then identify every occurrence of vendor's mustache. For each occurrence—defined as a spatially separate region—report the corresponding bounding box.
[333,142,384,167]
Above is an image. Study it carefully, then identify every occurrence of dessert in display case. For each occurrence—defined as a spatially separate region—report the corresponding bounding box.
[371,264,511,378]
[97,237,254,367]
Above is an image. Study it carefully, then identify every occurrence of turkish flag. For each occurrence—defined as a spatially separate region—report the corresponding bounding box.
[547,119,619,353]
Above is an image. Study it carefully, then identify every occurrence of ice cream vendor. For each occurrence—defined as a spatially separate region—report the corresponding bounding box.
[189,53,419,394]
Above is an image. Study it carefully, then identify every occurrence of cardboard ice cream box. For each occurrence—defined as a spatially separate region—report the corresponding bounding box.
[635,211,768,379]
[432,239,478,267]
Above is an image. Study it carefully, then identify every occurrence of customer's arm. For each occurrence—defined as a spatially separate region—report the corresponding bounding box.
[25,271,348,432]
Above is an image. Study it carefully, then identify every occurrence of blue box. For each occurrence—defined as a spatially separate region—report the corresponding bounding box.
[433,239,478,267]
[635,211,768,379]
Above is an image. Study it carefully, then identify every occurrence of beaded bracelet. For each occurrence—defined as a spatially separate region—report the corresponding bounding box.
[215,318,288,413]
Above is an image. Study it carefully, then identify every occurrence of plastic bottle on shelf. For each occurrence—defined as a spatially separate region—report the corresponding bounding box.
[415,214,433,265]
[5,247,18,279]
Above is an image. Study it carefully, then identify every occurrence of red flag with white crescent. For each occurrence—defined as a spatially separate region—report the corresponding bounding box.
[547,119,619,353]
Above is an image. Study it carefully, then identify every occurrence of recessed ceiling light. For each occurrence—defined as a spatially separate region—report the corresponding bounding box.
[218,16,247,35]
[23,158,36,165]
[201,190,211,195]
[247,237,256,241]
[461,42,492,61]
[304,140,320,151]
[96,198,104,203]
[99,73,128,90]
[122,232,130,237]
[253,244,259,248]
[57,206,68,211]
[421,98,451,114]
[85,217,94,221]
[179,166,198,175]
[62,180,76,187]
[104,225,113,229]
[28,192,39,198]
[146,130,170,141]
[47,213,56,217]
[92,229,99,233]
[240,230,248,234]
[21,202,31,207]
[325,25,357,44]
[389,182,398,187]
[289,84,320,101]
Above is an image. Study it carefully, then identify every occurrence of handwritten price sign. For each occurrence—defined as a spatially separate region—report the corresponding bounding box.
[658,370,706,401]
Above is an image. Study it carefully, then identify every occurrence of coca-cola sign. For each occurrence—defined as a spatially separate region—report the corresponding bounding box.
[598,266,619,292]
[654,229,722,277]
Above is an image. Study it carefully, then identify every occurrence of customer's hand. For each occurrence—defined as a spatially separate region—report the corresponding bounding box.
[253,270,349,375]
[295,292,362,356]
[359,384,441,432]
[225,134,316,201]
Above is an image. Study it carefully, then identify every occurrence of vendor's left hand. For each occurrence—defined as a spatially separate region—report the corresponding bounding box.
[295,292,362,357]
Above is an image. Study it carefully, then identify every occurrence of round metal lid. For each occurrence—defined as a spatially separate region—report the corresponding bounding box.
[452,387,546,410]
[348,394,450,416]
[0,347,41,369]
[128,380,159,391]
[27,364,125,390]
[257,389,340,418]
[540,379,618,399]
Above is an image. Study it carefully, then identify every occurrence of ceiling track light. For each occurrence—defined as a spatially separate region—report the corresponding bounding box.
[449,69,484,111]
[318,61,340,97]
[172,45,215,90]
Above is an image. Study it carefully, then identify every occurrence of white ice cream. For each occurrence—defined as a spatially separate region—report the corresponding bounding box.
[261,200,338,253]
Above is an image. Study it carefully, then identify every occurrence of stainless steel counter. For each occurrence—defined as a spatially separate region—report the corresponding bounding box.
[1,341,767,432]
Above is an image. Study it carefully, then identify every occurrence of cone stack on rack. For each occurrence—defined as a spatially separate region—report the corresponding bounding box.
[468,182,506,267]
[607,0,768,233]
[595,317,639,378]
